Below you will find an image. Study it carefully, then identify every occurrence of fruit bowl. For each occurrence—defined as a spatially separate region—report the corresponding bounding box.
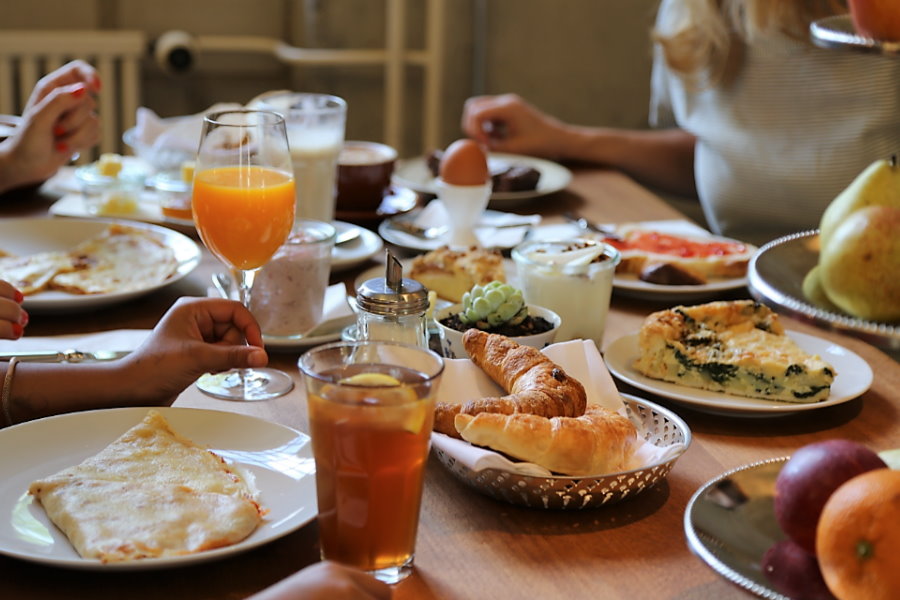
[747,229,899,358]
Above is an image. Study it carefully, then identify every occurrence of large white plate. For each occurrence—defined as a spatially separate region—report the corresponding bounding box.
[331,221,383,272]
[604,331,872,416]
[532,222,749,302]
[392,152,572,207]
[378,209,528,252]
[0,217,200,314]
[0,406,317,571]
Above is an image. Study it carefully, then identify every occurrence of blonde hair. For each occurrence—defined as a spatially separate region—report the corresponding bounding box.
[653,0,846,86]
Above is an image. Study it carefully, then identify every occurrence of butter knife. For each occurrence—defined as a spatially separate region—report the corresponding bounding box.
[0,349,132,362]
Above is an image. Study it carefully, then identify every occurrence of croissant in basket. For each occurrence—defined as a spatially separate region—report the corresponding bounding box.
[433,329,587,439]
[454,405,638,476]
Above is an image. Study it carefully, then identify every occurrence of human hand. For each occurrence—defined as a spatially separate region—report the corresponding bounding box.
[0,281,27,340]
[121,297,269,405]
[461,93,570,158]
[248,561,392,600]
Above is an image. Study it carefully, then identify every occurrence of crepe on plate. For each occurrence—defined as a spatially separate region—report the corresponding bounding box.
[28,410,263,563]
[0,224,178,296]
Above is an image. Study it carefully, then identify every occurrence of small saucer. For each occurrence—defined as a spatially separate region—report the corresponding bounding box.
[334,185,419,225]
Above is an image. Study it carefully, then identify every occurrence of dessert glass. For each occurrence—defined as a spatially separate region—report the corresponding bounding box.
[249,220,336,338]
[298,340,444,584]
[511,239,621,348]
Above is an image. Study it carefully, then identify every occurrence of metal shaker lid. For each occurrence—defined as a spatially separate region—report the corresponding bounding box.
[356,251,429,316]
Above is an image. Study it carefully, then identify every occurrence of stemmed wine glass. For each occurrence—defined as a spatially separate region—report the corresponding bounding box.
[191,109,296,401]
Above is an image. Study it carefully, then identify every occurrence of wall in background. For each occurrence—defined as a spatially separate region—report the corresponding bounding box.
[2,0,660,158]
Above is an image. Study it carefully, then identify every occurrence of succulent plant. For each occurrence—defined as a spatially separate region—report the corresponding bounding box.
[458,281,528,329]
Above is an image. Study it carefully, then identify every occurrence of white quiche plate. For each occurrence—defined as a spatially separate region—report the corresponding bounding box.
[0,217,200,314]
[0,407,317,571]
[604,331,873,416]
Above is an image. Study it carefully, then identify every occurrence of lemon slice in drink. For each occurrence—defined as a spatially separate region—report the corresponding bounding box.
[339,373,402,386]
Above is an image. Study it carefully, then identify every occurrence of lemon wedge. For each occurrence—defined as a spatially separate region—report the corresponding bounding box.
[339,373,401,386]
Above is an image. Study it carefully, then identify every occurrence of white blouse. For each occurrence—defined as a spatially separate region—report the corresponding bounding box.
[650,0,900,246]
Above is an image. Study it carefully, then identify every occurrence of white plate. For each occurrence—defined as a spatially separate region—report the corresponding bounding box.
[378,209,527,252]
[0,217,200,314]
[531,222,749,302]
[331,221,383,272]
[263,315,355,351]
[604,331,873,416]
[0,407,316,571]
[392,152,572,207]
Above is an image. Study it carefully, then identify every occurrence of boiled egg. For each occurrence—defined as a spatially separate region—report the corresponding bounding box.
[439,139,489,186]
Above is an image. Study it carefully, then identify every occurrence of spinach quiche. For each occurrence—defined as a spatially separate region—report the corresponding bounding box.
[634,300,835,402]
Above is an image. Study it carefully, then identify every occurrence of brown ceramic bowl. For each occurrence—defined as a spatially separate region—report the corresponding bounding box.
[336,141,398,212]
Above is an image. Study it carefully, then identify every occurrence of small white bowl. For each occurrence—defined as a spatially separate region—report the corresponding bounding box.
[434,303,561,359]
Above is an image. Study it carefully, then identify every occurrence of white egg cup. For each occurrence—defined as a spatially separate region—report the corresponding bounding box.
[436,179,491,248]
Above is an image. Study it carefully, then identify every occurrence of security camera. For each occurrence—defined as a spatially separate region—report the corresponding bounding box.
[154,30,196,74]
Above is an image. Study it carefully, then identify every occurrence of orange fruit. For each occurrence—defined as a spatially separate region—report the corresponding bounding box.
[816,468,900,600]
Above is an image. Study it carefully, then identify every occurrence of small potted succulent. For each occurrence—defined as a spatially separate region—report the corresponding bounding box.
[434,281,560,358]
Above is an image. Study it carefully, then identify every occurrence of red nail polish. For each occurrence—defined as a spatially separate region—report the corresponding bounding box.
[54,125,66,137]
[13,290,23,303]
[71,83,86,98]
[11,323,22,339]
[56,141,68,153]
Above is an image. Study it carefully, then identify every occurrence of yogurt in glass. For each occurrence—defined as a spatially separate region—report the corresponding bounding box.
[511,239,620,347]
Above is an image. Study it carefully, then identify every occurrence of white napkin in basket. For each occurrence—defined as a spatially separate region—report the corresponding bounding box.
[395,200,540,249]
[431,339,685,476]
[134,103,243,154]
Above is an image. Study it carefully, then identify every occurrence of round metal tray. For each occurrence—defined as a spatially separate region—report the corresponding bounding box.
[747,230,899,357]
[433,394,691,510]
[810,14,900,56]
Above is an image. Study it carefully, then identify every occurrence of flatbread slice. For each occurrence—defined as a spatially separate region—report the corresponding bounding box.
[28,410,263,563]
[50,224,178,295]
[0,251,76,295]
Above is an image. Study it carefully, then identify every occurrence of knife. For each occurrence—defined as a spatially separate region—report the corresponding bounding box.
[0,349,132,362]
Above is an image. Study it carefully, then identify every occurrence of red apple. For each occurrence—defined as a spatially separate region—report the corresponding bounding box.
[761,539,836,600]
[774,439,886,554]
[848,0,900,41]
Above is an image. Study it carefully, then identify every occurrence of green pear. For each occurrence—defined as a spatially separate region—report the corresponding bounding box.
[801,265,841,313]
[819,157,900,249]
[819,205,900,322]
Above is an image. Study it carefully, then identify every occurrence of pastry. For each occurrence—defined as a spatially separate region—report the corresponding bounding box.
[634,300,836,402]
[454,405,637,476]
[408,245,505,302]
[28,410,262,563]
[433,329,587,438]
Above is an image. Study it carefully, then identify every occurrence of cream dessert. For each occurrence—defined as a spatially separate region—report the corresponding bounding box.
[511,239,621,347]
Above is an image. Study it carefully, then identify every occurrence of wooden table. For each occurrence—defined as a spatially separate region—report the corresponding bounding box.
[1,168,897,600]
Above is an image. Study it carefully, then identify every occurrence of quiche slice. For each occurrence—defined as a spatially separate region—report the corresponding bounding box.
[634,300,836,403]
[28,410,263,563]
[408,245,505,302]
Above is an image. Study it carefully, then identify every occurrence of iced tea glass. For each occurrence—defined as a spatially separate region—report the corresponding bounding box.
[298,341,444,584]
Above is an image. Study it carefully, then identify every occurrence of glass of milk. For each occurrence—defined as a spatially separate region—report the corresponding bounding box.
[250,220,336,338]
[511,239,621,348]
[252,92,347,223]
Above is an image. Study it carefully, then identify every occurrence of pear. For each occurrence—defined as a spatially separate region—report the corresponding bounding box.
[819,205,900,322]
[819,157,900,249]
[801,265,841,313]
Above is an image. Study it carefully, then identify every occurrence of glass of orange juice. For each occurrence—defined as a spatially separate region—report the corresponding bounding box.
[298,340,444,584]
[192,109,296,401]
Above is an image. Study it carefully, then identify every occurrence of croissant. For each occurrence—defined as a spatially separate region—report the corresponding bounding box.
[433,330,587,438]
[454,405,638,476]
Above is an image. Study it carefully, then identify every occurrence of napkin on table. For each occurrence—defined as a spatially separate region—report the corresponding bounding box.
[431,339,686,477]
[0,329,151,355]
[396,200,540,249]
[134,103,243,156]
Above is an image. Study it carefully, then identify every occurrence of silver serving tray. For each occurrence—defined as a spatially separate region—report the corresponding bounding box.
[433,394,691,510]
[810,14,900,56]
[684,457,789,600]
[747,230,899,357]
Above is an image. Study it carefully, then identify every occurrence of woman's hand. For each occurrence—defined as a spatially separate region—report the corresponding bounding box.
[121,297,269,405]
[461,93,571,159]
[0,60,101,193]
[0,281,27,340]
[249,561,392,600]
